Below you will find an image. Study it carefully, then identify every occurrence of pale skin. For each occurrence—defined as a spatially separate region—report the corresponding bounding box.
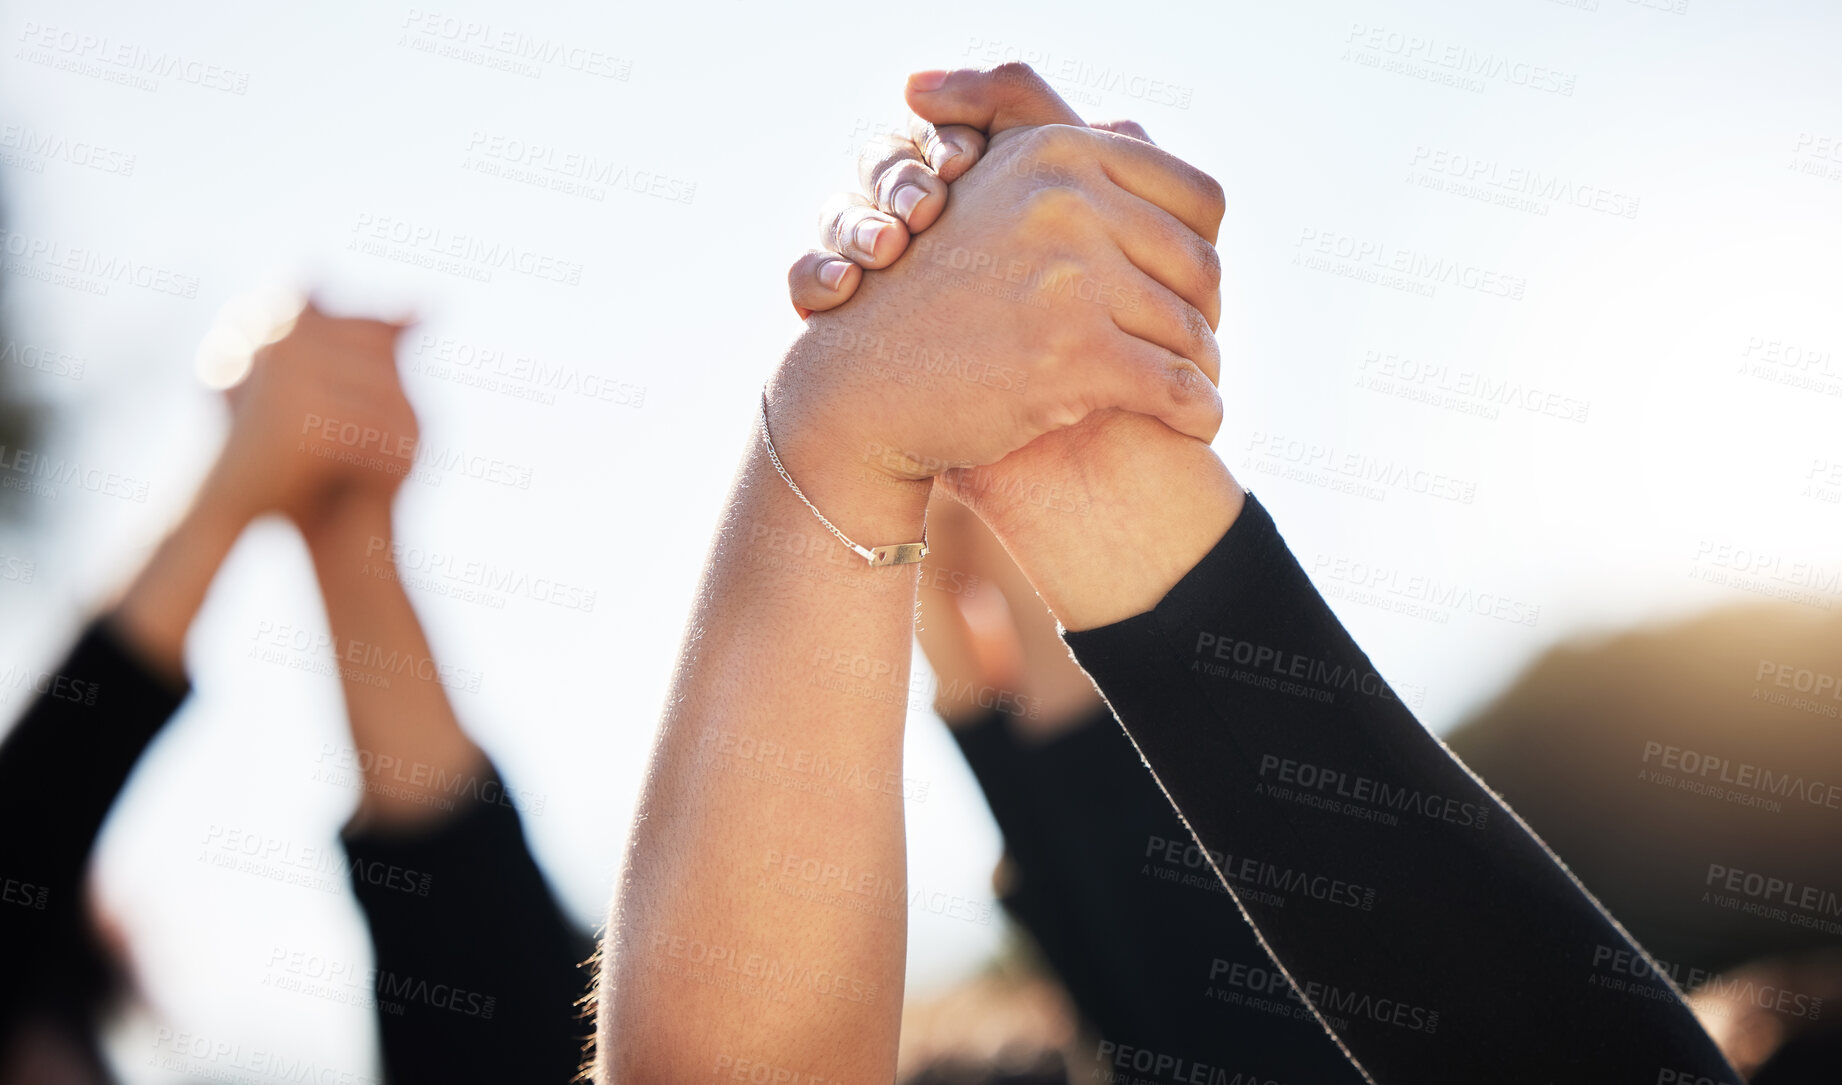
[793,68,1246,634]
[594,63,1229,1084]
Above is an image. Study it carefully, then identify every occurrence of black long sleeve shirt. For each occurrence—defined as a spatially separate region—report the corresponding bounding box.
[953,707,1366,1084]
[0,620,588,1082]
[1060,493,1741,1085]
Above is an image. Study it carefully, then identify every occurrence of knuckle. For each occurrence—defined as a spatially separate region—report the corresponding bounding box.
[1192,235,1223,291]
[1023,395,1078,435]
[876,160,929,206]
[1019,185,1089,231]
[1180,303,1213,350]
[824,206,860,252]
[857,137,910,184]
[987,60,1046,94]
[787,254,820,292]
[1033,123,1088,156]
[1194,171,1227,227]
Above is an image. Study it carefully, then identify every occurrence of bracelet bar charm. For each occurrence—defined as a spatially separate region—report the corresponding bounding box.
[759,389,929,570]
[867,542,929,567]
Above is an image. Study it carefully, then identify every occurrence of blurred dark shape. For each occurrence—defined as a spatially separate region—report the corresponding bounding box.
[1447,603,1842,1078]
[0,186,47,524]
[897,946,1078,1085]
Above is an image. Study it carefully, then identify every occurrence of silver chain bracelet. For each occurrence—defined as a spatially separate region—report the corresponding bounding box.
[758,390,928,567]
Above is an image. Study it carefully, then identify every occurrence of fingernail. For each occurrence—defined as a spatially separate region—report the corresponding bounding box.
[818,260,851,291]
[908,69,948,92]
[854,219,888,259]
[892,184,926,222]
[927,141,959,173]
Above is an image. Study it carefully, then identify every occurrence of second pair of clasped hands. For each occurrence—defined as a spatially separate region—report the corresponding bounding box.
[763,63,1247,630]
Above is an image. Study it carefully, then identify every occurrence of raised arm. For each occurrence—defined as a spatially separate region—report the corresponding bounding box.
[0,300,389,1069]
[594,69,1226,1082]
[267,309,593,1081]
[803,68,1744,1084]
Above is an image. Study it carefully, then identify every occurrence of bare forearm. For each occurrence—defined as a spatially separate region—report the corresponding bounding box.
[597,411,930,1084]
[301,494,484,829]
[109,472,254,681]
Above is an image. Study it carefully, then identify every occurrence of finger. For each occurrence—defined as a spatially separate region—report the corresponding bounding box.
[1093,188,1222,330]
[788,250,861,318]
[1082,331,1224,444]
[819,193,909,269]
[856,136,948,232]
[1066,126,1225,245]
[1104,267,1221,386]
[1091,119,1153,144]
[907,115,988,182]
[905,63,1085,138]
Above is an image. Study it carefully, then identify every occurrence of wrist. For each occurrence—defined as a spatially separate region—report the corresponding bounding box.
[764,355,934,558]
[300,489,396,560]
[978,413,1243,631]
[758,396,933,562]
[190,463,265,536]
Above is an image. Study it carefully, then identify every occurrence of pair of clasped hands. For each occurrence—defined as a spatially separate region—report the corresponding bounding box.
[767,63,1244,630]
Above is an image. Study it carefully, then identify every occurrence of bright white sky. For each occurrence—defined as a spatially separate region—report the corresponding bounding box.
[2,0,1840,1079]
